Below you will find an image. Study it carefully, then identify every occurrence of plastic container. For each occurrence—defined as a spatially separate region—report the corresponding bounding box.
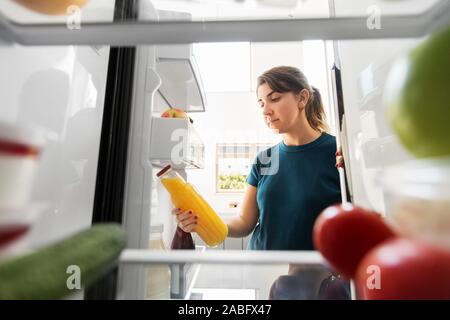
[0,121,46,210]
[0,206,40,258]
[380,156,450,250]
[156,164,228,247]
[146,224,170,300]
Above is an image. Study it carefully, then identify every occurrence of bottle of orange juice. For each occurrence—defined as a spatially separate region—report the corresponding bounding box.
[156,165,228,247]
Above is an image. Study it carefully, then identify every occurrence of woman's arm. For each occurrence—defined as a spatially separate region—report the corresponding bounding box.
[227,184,259,237]
[173,184,259,237]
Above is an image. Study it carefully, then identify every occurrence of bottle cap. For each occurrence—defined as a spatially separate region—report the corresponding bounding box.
[156,164,172,178]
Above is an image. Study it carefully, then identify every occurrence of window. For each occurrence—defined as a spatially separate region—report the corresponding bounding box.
[216,142,273,193]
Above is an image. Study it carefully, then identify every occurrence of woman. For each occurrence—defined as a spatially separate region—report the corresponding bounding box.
[173,66,344,251]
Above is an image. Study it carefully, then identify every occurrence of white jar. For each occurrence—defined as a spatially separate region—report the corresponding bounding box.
[0,121,46,210]
[380,156,450,250]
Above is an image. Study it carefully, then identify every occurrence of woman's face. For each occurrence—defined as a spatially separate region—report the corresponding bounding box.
[257,83,306,134]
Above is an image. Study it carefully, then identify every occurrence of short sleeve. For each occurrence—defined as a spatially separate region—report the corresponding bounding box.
[246,156,260,187]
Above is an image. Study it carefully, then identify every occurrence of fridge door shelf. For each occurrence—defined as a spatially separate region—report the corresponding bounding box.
[150,117,205,169]
[155,53,206,113]
[360,135,413,169]
[357,61,394,112]
[153,10,206,113]
[356,45,416,113]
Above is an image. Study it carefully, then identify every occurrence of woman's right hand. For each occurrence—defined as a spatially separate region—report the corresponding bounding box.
[335,147,344,169]
[171,208,198,233]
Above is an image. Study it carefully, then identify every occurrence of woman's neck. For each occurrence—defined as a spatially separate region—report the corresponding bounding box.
[282,117,322,146]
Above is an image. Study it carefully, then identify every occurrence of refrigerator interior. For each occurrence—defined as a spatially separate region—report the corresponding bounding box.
[0,0,448,300]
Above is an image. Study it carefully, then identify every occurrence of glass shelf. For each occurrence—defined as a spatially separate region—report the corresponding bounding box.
[0,0,448,45]
[0,0,444,24]
[120,249,353,300]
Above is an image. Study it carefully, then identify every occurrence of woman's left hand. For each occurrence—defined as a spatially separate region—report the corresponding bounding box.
[335,147,344,169]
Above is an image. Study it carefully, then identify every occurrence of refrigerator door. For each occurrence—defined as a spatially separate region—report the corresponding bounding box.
[0,45,112,248]
[335,37,421,214]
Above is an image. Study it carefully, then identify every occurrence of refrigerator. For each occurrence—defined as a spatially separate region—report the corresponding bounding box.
[0,0,448,300]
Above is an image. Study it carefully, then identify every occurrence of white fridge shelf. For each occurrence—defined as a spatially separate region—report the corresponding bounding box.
[150,117,205,169]
[120,249,324,266]
[0,0,449,45]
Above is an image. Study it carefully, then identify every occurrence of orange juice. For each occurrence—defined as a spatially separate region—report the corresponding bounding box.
[156,165,228,247]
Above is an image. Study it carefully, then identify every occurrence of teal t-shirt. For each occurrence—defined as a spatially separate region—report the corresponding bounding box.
[246,132,341,251]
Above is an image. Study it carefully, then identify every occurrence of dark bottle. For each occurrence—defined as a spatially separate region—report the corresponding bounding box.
[170,226,195,299]
[171,226,195,250]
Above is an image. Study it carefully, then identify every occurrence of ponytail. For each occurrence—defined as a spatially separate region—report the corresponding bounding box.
[305,86,329,133]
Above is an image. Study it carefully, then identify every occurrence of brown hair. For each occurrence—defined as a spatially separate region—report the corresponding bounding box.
[257,66,329,133]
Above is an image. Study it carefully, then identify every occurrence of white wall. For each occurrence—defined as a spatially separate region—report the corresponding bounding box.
[0,44,110,247]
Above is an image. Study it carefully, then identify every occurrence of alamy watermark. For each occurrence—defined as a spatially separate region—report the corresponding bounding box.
[169,128,280,176]
[366,265,381,290]
[66,265,81,290]
[366,5,381,30]
[67,5,82,30]
[258,144,279,176]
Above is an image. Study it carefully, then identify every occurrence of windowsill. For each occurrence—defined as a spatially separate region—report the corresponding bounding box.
[214,192,245,196]
[219,211,239,217]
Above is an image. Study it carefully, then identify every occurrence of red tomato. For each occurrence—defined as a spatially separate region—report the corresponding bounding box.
[313,203,396,279]
[355,238,450,300]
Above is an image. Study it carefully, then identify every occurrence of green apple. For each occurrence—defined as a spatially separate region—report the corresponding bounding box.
[385,25,450,158]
